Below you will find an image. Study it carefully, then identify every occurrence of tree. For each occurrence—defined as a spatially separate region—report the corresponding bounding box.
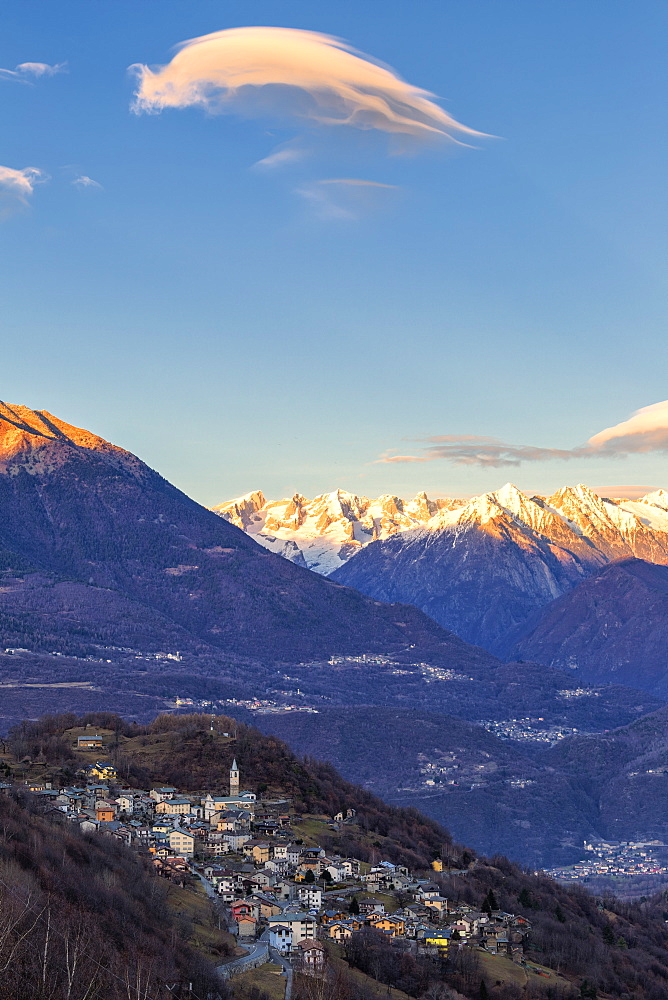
[349,896,360,915]
[304,869,315,884]
[518,887,532,909]
[482,889,498,915]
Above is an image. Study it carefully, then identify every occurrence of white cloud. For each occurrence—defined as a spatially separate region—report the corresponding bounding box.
[378,400,668,468]
[253,140,306,170]
[0,166,47,214]
[0,61,66,82]
[131,26,480,144]
[72,174,103,190]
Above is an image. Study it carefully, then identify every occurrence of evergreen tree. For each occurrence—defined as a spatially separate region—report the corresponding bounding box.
[349,896,360,915]
[484,889,498,912]
[518,887,532,908]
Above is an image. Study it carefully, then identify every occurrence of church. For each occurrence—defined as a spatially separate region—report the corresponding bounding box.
[201,757,256,823]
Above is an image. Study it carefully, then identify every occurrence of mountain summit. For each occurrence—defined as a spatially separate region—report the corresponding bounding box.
[0,401,143,475]
[0,403,492,666]
[214,483,668,654]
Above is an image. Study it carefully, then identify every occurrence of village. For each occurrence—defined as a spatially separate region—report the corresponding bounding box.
[544,840,668,886]
[2,727,535,987]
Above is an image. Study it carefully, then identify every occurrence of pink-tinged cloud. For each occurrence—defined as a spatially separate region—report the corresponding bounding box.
[377,400,668,468]
[0,166,47,210]
[587,400,668,454]
[131,27,481,142]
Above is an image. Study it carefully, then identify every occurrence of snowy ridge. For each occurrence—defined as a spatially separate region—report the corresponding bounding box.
[212,483,668,575]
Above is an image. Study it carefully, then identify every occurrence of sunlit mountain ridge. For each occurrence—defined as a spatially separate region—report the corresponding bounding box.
[213,482,668,575]
[214,483,668,666]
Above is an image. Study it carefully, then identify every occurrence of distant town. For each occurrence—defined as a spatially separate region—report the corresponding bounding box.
[544,840,668,892]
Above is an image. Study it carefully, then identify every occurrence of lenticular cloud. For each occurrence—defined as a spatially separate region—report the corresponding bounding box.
[131,26,479,142]
[588,400,668,455]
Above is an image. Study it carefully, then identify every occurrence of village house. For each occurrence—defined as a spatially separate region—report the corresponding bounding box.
[268,912,317,949]
[293,939,326,974]
[76,735,103,749]
[297,885,322,910]
[155,797,192,816]
[150,787,177,803]
[243,840,271,864]
[368,914,406,937]
[95,802,116,822]
[359,899,385,916]
[269,924,292,956]
[248,894,283,919]
[423,930,452,955]
[169,828,195,857]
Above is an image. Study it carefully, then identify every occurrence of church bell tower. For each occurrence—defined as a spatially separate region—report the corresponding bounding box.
[229,758,240,796]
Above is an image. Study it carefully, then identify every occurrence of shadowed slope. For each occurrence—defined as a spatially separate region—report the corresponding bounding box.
[0,402,493,665]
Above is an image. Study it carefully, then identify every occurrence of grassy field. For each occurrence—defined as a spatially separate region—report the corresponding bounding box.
[477,949,570,990]
[231,962,286,1000]
[166,881,236,962]
[291,815,332,844]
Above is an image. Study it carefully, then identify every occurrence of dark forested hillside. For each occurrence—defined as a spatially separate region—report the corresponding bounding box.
[7,711,668,999]
[0,403,492,667]
[0,787,222,1000]
[509,560,668,696]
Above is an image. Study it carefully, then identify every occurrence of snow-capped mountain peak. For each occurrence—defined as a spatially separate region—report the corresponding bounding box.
[212,481,668,579]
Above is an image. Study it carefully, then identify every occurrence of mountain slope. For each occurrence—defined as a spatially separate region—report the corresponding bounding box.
[215,483,668,654]
[0,787,221,1000]
[543,703,668,843]
[252,706,600,866]
[0,402,493,666]
[331,484,668,653]
[510,559,668,695]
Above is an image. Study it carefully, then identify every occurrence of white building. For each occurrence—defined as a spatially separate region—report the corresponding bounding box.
[268,913,316,949]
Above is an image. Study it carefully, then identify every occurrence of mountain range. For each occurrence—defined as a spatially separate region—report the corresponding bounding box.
[215,484,668,691]
[4,399,668,877]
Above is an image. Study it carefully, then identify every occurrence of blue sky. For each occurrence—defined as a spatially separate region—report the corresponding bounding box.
[2,1,667,503]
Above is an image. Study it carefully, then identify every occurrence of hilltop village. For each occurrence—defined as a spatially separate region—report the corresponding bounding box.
[5,728,536,980]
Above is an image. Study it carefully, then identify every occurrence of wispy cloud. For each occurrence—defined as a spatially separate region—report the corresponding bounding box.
[130,26,481,145]
[297,177,400,220]
[378,400,668,468]
[0,165,47,216]
[252,140,306,171]
[0,61,66,82]
[72,174,103,190]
